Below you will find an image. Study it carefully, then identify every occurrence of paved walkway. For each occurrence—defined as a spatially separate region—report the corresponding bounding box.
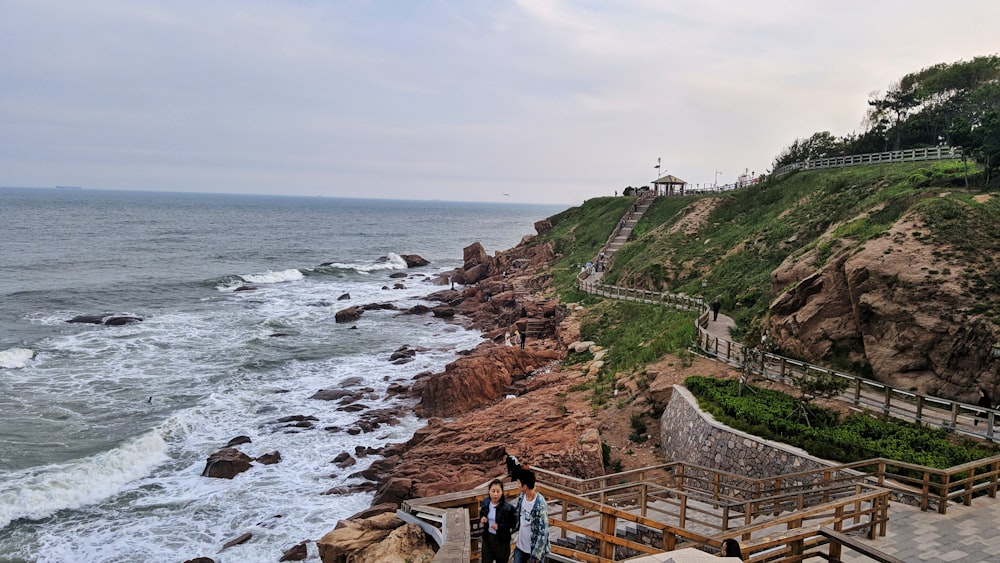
[842,498,1000,562]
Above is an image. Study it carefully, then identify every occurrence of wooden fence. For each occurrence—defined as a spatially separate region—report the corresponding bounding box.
[772,146,962,177]
[401,461,895,562]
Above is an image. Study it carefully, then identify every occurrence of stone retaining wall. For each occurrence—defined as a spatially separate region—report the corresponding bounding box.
[660,385,836,481]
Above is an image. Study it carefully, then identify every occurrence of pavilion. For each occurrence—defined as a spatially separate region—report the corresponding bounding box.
[652,174,688,196]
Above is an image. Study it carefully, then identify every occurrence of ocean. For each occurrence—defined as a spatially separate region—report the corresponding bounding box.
[0,187,564,563]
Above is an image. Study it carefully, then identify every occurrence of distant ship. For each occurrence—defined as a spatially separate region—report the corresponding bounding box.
[55,186,83,190]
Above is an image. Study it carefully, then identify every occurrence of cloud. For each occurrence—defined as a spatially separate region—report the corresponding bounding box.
[1,0,998,203]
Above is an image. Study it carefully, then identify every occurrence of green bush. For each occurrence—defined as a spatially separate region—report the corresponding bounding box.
[685,376,998,469]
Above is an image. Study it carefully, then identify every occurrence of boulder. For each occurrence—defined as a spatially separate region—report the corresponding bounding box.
[66,314,143,326]
[256,451,282,465]
[389,272,407,279]
[279,541,309,561]
[335,307,363,324]
[225,435,252,447]
[371,477,415,506]
[317,512,404,563]
[462,263,487,284]
[183,558,214,563]
[201,448,253,479]
[310,389,353,401]
[221,532,252,549]
[462,242,490,271]
[349,523,434,563]
[399,254,430,268]
[430,305,455,318]
[337,293,351,301]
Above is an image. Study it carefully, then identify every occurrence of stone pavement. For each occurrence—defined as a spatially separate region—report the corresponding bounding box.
[843,497,1000,562]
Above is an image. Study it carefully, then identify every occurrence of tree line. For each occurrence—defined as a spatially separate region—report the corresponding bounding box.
[773,55,1000,183]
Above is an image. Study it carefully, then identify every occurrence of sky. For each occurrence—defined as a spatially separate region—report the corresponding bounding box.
[1,1,998,205]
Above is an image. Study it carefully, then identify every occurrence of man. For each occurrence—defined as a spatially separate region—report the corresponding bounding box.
[512,469,550,563]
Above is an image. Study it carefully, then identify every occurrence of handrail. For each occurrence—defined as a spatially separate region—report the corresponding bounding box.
[772,146,962,177]
[401,472,892,562]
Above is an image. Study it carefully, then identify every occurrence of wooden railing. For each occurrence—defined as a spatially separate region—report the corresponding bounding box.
[576,269,1000,445]
[772,146,962,177]
[401,461,894,562]
[694,308,1000,444]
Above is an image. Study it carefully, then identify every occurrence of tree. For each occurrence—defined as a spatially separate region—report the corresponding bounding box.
[788,370,850,427]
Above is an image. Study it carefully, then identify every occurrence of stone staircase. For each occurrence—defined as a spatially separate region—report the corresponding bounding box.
[589,196,654,283]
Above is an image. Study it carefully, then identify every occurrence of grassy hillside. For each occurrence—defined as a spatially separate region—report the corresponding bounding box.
[600,160,993,340]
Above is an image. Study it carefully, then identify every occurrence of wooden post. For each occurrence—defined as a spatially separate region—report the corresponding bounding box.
[599,512,616,560]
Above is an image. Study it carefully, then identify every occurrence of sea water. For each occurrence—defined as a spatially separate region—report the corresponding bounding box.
[0,187,564,562]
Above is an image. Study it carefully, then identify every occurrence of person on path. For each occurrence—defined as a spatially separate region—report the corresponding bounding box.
[512,329,521,349]
[975,387,992,426]
[479,479,516,563]
[711,298,722,322]
[512,469,550,563]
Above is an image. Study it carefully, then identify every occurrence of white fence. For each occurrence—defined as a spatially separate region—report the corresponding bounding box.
[773,146,962,177]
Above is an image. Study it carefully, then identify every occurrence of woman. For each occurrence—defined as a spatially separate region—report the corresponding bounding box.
[721,538,743,559]
[479,479,516,563]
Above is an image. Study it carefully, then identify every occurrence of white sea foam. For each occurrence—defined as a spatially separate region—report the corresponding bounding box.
[0,347,35,369]
[239,268,305,284]
[0,429,170,529]
[320,252,409,274]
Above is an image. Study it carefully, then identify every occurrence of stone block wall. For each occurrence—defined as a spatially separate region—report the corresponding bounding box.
[660,385,838,486]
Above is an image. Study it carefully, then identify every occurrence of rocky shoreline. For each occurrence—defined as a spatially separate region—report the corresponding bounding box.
[182,217,736,563]
[314,222,612,562]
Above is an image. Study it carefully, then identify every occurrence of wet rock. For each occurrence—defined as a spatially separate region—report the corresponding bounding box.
[392,283,405,290]
[399,254,429,267]
[183,558,214,563]
[67,314,144,326]
[279,541,308,561]
[407,304,430,315]
[430,305,455,318]
[323,482,379,495]
[337,293,351,301]
[275,415,319,423]
[201,448,254,479]
[221,532,252,550]
[310,389,353,401]
[333,453,357,469]
[225,435,252,448]
[256,451,282,465]
[335,306,363,324]
[389,272,407,279]
[234,285,256,292]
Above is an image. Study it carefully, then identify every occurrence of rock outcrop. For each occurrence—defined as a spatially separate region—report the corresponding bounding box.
[767,213,997,399]
[412,345,562,418]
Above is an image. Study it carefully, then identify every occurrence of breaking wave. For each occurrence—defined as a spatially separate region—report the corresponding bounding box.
[0,347,35,369]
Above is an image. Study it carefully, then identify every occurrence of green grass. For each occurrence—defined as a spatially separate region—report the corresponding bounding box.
[534,196,634,296]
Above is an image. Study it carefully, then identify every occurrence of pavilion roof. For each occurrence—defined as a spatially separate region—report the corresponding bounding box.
[653,174,687,185]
